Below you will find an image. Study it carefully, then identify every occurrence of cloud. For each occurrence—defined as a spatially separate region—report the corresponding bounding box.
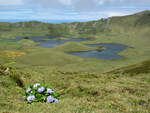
[0,0,150,21]
[0,0,23,6]
[0,6,130,21]
[59,0,72,6]
[24,0,150,12]
[104,11,130,17]
[0,9,33,19]
[1,0,150,9]
[97,0,105,5]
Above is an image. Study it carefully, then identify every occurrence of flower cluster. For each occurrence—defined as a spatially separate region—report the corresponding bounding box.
[25,83,60,103]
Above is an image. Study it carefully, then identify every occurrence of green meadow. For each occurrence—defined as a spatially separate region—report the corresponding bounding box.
[0,11,150,113]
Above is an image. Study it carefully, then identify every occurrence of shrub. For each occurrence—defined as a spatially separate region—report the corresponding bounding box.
[25,83,60,103]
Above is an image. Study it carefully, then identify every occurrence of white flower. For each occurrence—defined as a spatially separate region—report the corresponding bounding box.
[47,96,55,103]
[47,96,59,103]
[26,88,32,93]
[33,83,40,88]
[37,87,45,93]
[27,95,35,103]
[54,98,60,103]
[46,88,54,94]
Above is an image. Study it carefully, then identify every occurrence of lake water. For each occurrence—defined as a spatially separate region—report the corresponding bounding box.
[16,36,88,48]
[16,36,129,60]
[70,43,129,60]
[36,38,87,48]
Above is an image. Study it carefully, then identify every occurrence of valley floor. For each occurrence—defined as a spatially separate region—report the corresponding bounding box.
[0,31,150,113]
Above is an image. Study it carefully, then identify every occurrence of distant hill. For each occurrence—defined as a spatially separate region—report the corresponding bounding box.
[0,10,150,39]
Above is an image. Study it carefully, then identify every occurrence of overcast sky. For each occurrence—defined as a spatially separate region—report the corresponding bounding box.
[0,0,150,22]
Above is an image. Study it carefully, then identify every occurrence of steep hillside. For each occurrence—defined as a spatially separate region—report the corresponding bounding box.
[0,10,150,39]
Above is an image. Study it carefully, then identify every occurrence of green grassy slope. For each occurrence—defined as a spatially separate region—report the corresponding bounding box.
[0,10,149,39]
[52,42,104,52]
[107,59,150,75]
[0,60,150,113]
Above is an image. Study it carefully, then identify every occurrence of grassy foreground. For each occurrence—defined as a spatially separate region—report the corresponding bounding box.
[0,62,150,113]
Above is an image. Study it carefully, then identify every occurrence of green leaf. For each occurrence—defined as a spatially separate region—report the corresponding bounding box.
[51,93,60,98]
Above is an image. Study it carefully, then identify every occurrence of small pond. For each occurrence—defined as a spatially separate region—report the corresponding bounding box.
[16,36,88,48]
[16,36,129,60]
